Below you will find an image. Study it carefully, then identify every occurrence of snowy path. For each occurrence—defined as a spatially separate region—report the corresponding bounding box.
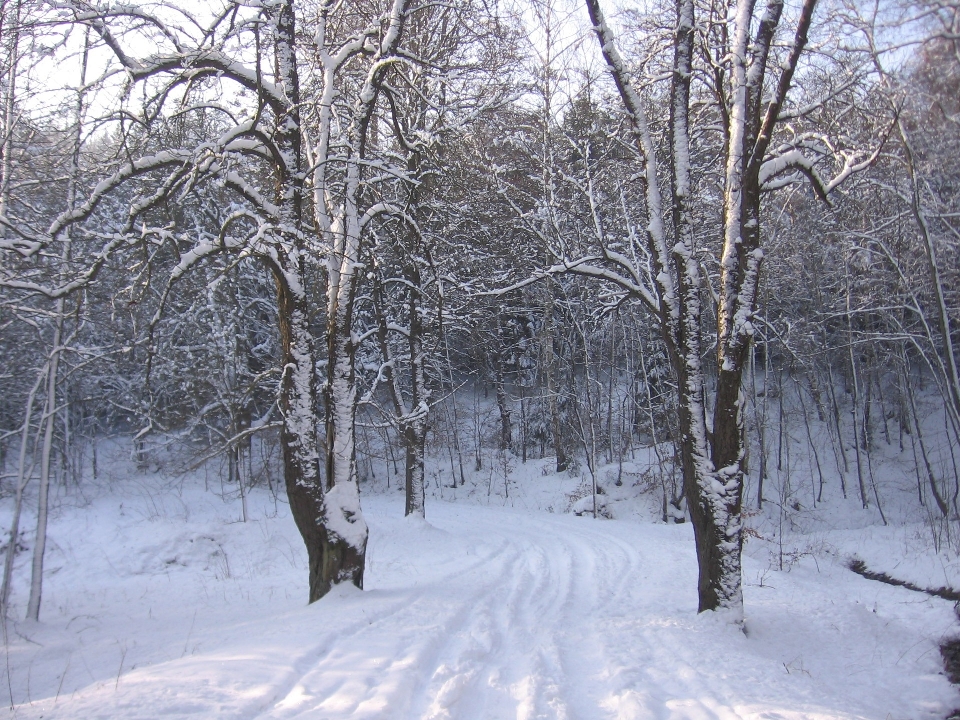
[3,493,958,719]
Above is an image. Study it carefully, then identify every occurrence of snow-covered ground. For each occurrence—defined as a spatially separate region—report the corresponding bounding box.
[2,441,960,719]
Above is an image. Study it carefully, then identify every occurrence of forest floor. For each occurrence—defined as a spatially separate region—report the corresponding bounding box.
[1,442,960,719]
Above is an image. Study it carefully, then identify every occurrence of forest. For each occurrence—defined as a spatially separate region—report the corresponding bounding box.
[2,0,960,716]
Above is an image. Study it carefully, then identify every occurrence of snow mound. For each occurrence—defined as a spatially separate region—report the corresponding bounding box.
[570,492,609,517]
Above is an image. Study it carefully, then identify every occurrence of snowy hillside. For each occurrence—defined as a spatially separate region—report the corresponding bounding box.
[2,442,958,719]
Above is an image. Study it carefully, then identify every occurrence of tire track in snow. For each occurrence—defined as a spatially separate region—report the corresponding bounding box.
[527,514,641,719]
[573,520,737,719]
[413,524,573,720]
[247,533,520,719]
[411,507,646,720]
[11,495,956,720]
[27,503,667,720]
[62,504,691,720]
[431,540,561,718]
[246,505,639,720]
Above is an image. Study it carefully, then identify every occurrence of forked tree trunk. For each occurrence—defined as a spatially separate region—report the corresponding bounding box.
[311,0,410,585]
[272,0,365,603]
[317,118,375,582]
[670,331,745,614]
[271,0,410,600]
[275,264,368,601]
[275,282,352,603]
[272,0,381,601]
[585,0,819,619]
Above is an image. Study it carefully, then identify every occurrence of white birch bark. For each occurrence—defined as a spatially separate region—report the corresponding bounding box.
[24,309,63,622]
[25,33,88,620]
[0,371,43,620]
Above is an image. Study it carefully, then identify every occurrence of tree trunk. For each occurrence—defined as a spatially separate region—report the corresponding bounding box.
[404,423,427,518]
[694,361,746,615]
[442,325,466,487]
[26,308,64,621]
[271,0,366,604]
[25,34,87,618]
[492,322,512,452]
[276,281,347,603]
[542,282,567,471]
[0,0,20,231]
[1,372,43,620]
[322,291,368,592]
[403,266,428,518]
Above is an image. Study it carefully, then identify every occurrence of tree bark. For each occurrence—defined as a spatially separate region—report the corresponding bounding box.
[583,0,820,618]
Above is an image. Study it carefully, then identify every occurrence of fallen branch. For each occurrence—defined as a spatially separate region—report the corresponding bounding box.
[847,557,960,602]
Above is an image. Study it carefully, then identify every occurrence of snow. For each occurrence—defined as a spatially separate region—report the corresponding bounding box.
[2,440,958,719]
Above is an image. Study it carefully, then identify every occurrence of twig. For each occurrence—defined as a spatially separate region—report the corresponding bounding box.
[115,644,127,690]
[54,656,70,705]
[181,609,198,658]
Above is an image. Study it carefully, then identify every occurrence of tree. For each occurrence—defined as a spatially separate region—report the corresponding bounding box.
[541,0,883,618]
[0,0,420,604]
[0,0,526,607]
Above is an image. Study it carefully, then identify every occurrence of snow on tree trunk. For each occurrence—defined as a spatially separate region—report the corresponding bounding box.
[275,0,367,600]
[582,0,823,619]
[317,79,378,584]
[404,268,428,519]
[403,419,427,519]
[275,282,344,603]
[543,287,568,472]
[322,284,368,589]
